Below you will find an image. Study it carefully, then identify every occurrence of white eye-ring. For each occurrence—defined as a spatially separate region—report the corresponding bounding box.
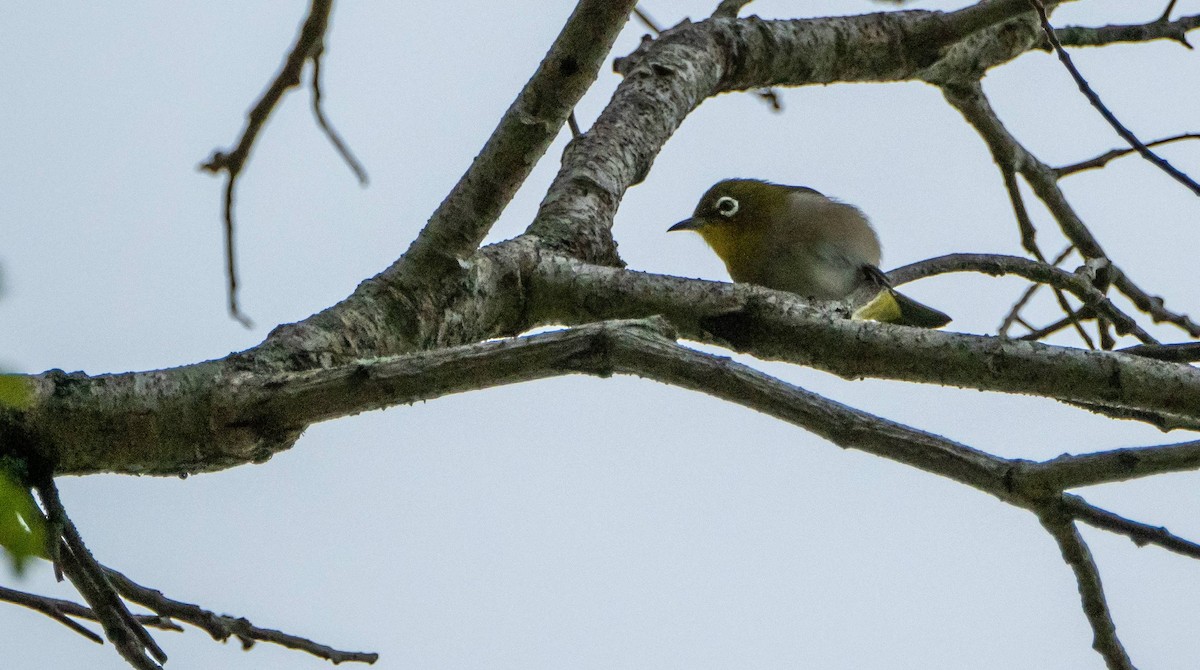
[715,195,739,217]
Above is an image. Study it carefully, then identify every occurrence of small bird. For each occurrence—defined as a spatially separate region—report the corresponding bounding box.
[668,179,950,328]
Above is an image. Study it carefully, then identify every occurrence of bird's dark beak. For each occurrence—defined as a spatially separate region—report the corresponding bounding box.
[668,218,700,232]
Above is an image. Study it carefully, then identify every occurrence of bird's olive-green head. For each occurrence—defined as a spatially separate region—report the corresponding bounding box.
[669,179,811,233]
[668,179,821,280]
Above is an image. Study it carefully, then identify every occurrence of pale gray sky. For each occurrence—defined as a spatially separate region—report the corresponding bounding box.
[2,1,1199,668]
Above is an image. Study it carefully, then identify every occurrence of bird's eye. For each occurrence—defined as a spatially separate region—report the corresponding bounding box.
[715,196,739,217]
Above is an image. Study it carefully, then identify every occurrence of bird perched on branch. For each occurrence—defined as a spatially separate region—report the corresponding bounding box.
[669,179,950,328]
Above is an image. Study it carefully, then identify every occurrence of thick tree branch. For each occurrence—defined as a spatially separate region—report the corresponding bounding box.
[531,258,1200,429]
[12,238,1200,477]
[401,0,638,269]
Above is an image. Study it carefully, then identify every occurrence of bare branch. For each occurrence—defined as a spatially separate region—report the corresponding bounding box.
[0,586,183,644]
[999,244,1074,337]
[1017,309,1089,341]
[1039,507,1135,670]
[105,568,378,665]
[1162,0,1181,23]
[401,0,639,269]
[1003,169,1045,261]
[632,6,660,34]
[221,179,253,329]
[1064,494,1200,561]
[1112,271,1200,337]
[1120,341,1200,363]
[310,44,369,185]
[887,253,1155,344]
[1056,133,1200,177]
[1029,0,1200,196]
[531,258,1200,429]
[0,586,106,643]
[200,0,334,327]
[1055,11,1200,49]
[37,480,167,670]
[1023,440,1200,489]
[941,81,1200,339]
[630,6,781,110]
[0,568,376,666]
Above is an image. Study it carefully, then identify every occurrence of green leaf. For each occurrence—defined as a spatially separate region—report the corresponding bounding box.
[0,374,34,411]
[0,470,48,577]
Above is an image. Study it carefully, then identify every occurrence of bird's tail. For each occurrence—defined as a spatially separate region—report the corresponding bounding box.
[853,288,951,328]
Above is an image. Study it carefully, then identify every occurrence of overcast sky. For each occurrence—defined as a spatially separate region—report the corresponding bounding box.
[2,1,1199,668]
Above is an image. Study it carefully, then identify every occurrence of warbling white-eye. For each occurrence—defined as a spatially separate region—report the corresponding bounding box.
[668,179,950,328]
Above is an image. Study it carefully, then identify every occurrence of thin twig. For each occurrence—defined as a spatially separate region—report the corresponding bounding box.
[987,168,1091,343]
[1002,164,1042,261]
[1112,271,1200,337]
[1029,0,1200,196]
[999,245,1073,337]
[1056,133,1200,177]
[1017,309,1088,341]
[1063,494,1200,561]
[105,567,379,665]
[0,586,184,644]
[942,82,1200,340]
[36,480,167,670]
[1039,506,1135,670]
[199,0,334,327]
[310,44,369,185]
[1051,278,1093,347]
[632,6,661,35]
[0,586,105,643]
[222,180,252,329]
[998,169,1094,343]
[1161,0,1180,22]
